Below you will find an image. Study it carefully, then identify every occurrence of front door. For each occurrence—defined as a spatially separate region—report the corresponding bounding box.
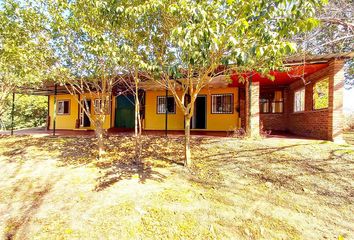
[80,100,91,127]
[192,96,207,129]
[115,95,135,128]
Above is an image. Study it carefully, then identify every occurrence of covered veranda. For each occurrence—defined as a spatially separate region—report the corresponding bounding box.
[231,53,353,142]
[2,52,353,142]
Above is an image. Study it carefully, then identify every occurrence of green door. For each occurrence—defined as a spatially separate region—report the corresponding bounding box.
[115,95,135,128]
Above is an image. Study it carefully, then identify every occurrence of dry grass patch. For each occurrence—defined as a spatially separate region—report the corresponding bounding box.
[0,134,353,239]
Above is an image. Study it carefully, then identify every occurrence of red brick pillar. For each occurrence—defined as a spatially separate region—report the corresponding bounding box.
[328,59,345,142]
[250,81,260,137]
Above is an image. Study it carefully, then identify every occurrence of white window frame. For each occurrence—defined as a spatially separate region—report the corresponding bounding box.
[157,96,176,114]
[211,94,233,114]
[294,88,305,112]
[57,100,70,115]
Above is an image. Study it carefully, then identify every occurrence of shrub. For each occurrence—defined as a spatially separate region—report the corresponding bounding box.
[344,113,354,130]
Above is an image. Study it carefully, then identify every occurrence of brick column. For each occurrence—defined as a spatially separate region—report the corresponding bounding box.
[328,59,345,142]
[250,81,260,137]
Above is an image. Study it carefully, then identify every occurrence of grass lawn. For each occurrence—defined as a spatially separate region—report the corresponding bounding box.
[0,133,353,239]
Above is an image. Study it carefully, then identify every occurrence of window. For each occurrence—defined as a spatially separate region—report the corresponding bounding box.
[157,96,175,114]
[313,78,329,110]
[294,88,305,112]
[94,99,110,114]
[260,90,283,113]
[211,94,233,114]
[57,100,70,115]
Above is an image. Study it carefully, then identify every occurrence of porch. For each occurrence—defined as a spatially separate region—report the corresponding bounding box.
[233,53,352,142]
[6,52,353,141]
[0,127,317,141]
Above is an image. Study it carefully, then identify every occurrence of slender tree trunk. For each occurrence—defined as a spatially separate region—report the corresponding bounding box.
[134,95,142,162]
[184,115,192,167]
[95,118,106,160]
[134,82,142,162]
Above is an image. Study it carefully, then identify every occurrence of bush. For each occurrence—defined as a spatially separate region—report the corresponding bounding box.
[344,113,354,130]
[0,94,48,130]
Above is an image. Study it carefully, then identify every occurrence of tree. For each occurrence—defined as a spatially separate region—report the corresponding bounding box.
[293,0,354,86]
[46,0,126,158]
[0,94,48,131]
[0,0,55,121]
[122,0,325,167]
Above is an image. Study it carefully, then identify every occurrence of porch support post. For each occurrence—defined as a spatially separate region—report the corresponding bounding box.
[249,80,260,138]
[53,84,57,136]
[328,59,345,142]
[10,92,15,135]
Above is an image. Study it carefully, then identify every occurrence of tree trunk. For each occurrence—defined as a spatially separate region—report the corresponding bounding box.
[134,92,142,162]
[95,120,106,160]
[184,115,192,167]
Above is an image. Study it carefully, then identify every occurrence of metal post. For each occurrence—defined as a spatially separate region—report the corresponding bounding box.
[165,81,168,137]
[53,84,57,136]
[10,93,15,135]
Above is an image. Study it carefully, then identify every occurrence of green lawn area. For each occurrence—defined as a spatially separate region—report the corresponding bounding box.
[0,133,353,239]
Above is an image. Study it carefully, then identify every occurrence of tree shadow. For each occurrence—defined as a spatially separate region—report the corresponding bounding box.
[0,135,188,191]
[191,141,354,206]
[2,175,59,240]
[94,162,166,191]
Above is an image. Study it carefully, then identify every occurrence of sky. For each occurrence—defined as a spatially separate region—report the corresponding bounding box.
[344,88,354,113]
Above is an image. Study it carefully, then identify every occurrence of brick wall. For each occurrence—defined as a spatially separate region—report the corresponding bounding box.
[328,59,345,141]
[259,59,345,140]
[260,88,289,131]
[287,110,329,139]
[261,114,287,131]
[287,59,344,140]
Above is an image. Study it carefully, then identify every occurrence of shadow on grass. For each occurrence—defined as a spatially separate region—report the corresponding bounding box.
[0,135,192,191]
[94,162,166,191]
[2,174,60,240]
[191,141,354,205]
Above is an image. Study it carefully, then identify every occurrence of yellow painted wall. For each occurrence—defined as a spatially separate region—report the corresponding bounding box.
[144,87,239,131]
[49,93,113,130]
[144,91,185,130]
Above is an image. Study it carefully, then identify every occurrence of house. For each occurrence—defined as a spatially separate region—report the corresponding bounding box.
[37,53,352,141]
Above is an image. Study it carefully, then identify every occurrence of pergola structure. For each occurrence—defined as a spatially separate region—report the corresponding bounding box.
[10,84,69,135]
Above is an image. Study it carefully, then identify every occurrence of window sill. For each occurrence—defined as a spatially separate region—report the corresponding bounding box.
[260,113,284,115]
[291,109,328,114]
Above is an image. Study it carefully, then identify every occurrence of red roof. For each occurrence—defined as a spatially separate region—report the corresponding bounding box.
[229,63,328,87]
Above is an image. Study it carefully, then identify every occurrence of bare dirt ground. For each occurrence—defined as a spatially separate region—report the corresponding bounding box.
[0,133,353,239]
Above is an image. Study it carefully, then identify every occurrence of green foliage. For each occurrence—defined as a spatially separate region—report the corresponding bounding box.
[117,0,326,77]
[0,0,56,117]
[313,78,329,110]
[0,95,48,130]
